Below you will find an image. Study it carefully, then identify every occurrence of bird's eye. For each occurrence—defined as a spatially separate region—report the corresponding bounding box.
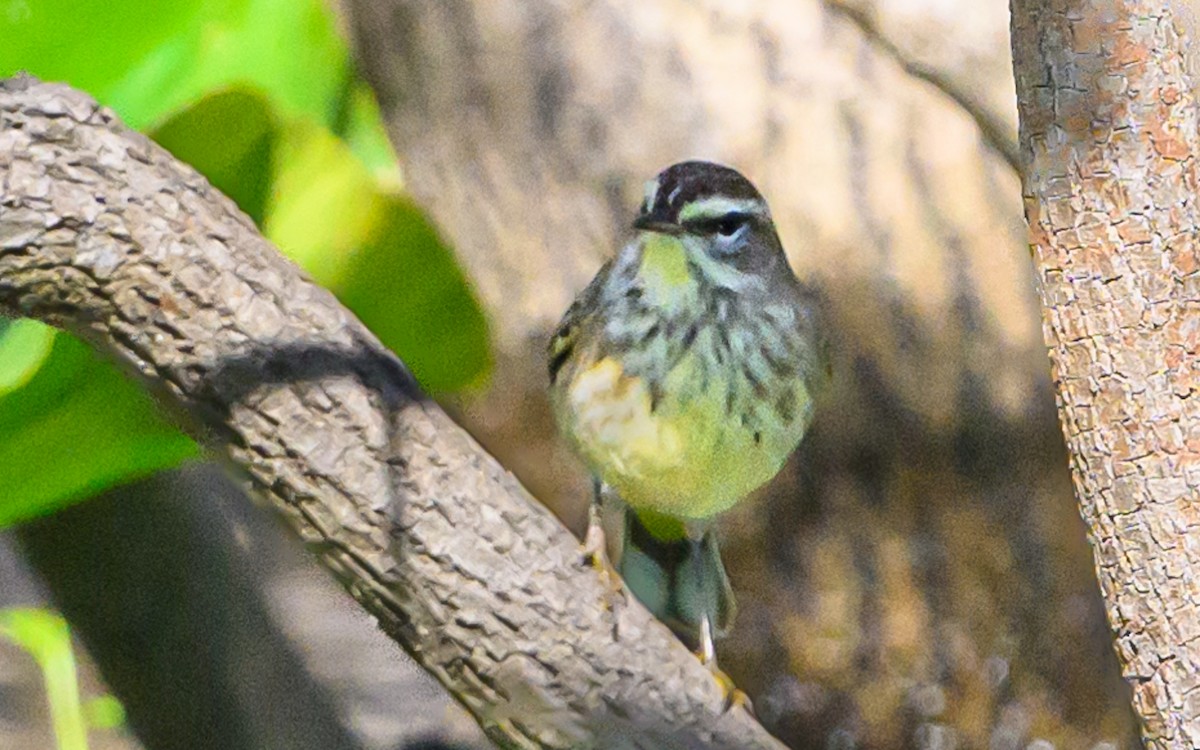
[716,216,742,236]
[681,212,751,244]
[711,212,749,238]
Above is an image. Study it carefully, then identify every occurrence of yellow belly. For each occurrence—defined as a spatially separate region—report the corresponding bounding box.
[554,355,805,519]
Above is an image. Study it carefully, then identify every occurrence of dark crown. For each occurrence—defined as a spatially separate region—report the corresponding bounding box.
[640,161,765,224]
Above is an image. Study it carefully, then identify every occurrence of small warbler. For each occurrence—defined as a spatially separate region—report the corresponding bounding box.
[549,161,827,664]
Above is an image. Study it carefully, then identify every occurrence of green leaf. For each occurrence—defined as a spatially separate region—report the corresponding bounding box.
[0,608,89,750]
[0,0,202,113]
[84,695,126,731]
[265,122,491,392]
[0,334,198,527]
[151,87,277,224]
[335,203,492,393]
[0,0,351,131]
[0,319,56,398]
[337,81,403,191]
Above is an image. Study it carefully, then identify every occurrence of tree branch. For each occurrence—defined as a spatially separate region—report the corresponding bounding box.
[821,0,1020,174]
[1011,2,1200,745]
[0,75,783,750]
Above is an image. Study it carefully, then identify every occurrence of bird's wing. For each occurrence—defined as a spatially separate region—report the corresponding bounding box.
[548,260,613,384]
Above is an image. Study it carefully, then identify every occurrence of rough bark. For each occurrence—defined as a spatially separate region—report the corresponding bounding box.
[1011,0,1200,745]
[344,1,1135,746]
[0,75,782,750]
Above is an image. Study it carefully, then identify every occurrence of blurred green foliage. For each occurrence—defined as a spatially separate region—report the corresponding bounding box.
[152,88,277,224]
[0,607,125,749]
[0,0,491,526]
[83,695,126,732]
[0,328,199,527]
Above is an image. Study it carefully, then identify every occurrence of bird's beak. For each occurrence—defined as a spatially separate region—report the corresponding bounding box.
[632,215,683,236]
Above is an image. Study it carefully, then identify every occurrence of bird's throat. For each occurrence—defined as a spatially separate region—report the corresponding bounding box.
[637,233,698,313]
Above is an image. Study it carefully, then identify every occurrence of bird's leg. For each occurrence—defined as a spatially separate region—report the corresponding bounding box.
[582,477,611,571]
[686,527,753,714]
[684,526,738,634]
[686,532,721,668]
[581,478,628,619]
[698,612,717,666]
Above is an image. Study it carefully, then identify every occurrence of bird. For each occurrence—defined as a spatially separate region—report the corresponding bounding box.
[548,160,828,667]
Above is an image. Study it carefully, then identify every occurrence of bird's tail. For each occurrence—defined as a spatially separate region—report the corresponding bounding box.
[613,507,737,651]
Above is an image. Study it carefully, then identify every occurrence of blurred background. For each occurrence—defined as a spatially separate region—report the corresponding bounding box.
[0,0,1139,748]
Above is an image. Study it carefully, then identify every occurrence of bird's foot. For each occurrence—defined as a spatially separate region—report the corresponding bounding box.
[582,516,605,566]
[581,487,621,583]
[581,517,618,575]
[696,617,753,715]
[703,662,754,715]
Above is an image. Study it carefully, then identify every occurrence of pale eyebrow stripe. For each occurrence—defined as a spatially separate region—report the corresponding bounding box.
[643,178,660,211]
[677,196,767,223]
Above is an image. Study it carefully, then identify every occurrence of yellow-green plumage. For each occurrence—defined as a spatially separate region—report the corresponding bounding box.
[556,336,813,522]
[548,160,827,655]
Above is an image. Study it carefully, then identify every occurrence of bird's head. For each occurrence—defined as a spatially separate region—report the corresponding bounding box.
[630,161,788,293]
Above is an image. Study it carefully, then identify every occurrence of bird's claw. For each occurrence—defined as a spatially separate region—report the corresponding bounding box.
[581,521,627,619]
[581,519,616,573]
[696,616,754,715]
[581,484,621,581]
[705,664,754,716]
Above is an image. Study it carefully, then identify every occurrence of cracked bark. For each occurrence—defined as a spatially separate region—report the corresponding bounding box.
[0,75,783,750]
[1012,1,1200,745]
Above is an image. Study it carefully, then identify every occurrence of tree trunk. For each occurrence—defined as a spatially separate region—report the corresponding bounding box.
[1012,0,1200,745]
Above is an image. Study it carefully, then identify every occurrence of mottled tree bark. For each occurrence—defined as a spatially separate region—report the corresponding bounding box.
[1012,0,1200,745]
[0,75,782,750]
